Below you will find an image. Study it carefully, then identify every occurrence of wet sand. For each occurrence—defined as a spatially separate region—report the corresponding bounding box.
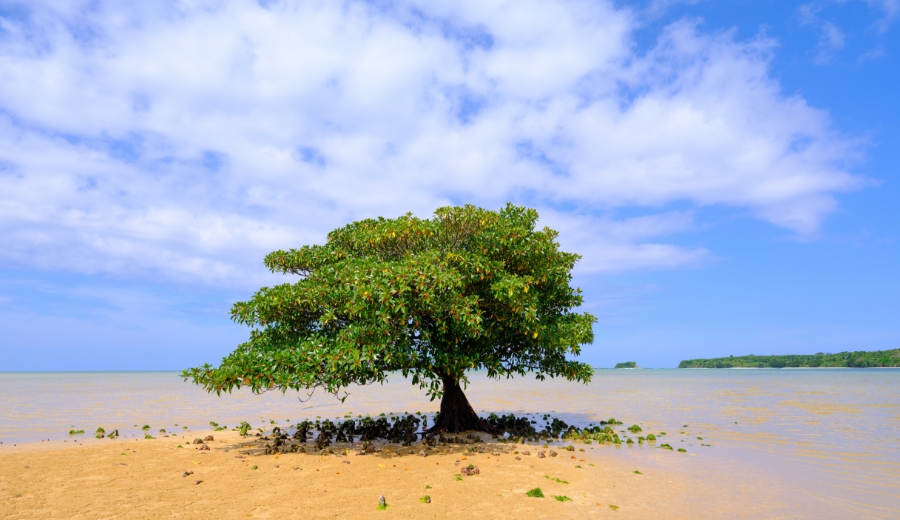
[0,428,776,519]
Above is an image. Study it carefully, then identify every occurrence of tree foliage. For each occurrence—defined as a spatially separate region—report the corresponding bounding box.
[183,204,596,404]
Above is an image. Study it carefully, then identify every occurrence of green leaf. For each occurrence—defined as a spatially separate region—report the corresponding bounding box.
[184,204,596,411]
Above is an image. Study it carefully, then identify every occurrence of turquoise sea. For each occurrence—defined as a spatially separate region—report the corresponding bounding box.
[1,369,898,518]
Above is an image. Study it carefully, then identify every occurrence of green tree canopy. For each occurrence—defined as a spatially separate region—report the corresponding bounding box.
[183,203,596,432]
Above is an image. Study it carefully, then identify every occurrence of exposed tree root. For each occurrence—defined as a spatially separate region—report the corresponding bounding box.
[424,377,498,434]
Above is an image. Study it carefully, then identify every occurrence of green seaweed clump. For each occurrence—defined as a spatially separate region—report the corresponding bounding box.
[627,424,642,433]
[553,495,572,502]
[144,434,155,439]
[625,438,634,444]
[659,443,673,451]
[645,434,656,441]
[69,429,85,435]
[526,488,545,498]
[238,421,252,436]
[633,470,642,474]
[609,505,620,511]
[544,476,569,484]
[419,495,431,503]
[677,448,687,453]
[141,425,150,430]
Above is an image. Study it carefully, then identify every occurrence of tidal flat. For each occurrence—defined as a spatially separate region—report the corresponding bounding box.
[1,369,898,518]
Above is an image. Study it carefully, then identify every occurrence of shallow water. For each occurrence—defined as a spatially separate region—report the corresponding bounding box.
[2,369,898,518]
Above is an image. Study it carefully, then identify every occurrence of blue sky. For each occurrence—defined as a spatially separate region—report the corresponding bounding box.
[0,0,897,370]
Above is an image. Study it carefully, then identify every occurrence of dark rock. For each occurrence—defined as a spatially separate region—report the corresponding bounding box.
[193,438,203,444]
[198,444,210,451]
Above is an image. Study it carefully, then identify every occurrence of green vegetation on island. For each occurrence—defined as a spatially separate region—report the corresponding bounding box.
[678,349,900,368]
[614,361,637,369]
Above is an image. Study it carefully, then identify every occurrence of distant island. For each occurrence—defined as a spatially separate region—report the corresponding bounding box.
[614,361,638,369]
[678,349,900,368]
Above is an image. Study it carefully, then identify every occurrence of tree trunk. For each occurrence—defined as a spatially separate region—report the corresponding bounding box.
[426,376,496,434]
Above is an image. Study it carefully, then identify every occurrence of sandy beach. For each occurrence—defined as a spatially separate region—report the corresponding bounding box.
[0,428,777,519]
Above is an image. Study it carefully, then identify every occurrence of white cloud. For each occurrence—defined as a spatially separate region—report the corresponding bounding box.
[798,4,848,63]
[0,0,866,286]
[860,0,900,22]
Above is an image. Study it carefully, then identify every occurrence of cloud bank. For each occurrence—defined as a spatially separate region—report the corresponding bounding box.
[0,0,865,286]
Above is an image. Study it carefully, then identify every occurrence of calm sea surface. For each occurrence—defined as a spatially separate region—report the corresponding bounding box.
[1,369,898,518]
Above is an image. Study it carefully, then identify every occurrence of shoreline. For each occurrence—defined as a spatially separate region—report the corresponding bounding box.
[1,427,780,519]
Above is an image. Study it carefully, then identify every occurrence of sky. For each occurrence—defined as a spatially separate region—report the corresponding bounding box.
[0,0,897,370]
